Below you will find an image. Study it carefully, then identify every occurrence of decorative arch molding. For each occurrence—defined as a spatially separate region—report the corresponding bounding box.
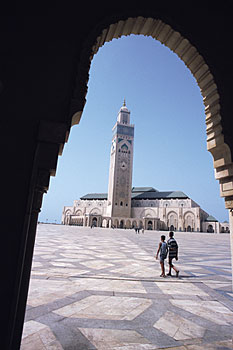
[141,208,156,218]
[184,211,195,219]
[74,209,83,216]
[126,219,131,228]
[65,209,72,216]
[89,207,101,215]
[71,15,233,209]
[167,210,178,218]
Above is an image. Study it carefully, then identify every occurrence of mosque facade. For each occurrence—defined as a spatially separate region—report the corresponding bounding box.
[62,102,229,233]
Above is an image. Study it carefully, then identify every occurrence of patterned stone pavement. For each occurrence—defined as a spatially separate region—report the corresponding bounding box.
[21,224,233,349]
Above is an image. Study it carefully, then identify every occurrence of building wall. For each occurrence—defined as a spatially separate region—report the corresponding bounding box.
[220,222,230,233]
[201,221,230,234]
[62,197,205,232]
[62,198,229,233]
[202,221,220,233]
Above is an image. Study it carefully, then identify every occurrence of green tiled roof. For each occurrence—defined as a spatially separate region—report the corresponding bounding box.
[132,190,188,200]
[132,187,157,193]
[80,188,188,200]
[80,193,107,200]
[205,215,218,222]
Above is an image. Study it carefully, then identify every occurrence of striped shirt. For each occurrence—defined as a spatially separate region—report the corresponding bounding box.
[167,238,178,258]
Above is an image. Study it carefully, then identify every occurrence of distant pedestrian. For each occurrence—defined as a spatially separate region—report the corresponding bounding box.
[142,228,144,234]
[167,231,179,277]
[155,235,168,277]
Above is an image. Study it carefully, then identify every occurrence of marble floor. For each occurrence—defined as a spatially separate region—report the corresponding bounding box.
[20,225,233,349]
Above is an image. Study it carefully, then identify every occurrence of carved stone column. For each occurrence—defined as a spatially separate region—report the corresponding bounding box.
[11,121,69,350]
[229,209,233,290]
[12,169,50,349]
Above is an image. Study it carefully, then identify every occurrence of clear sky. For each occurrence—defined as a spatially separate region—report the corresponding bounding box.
[39,34,229,224]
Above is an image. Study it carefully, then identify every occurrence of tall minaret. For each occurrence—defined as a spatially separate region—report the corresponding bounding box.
[107,100,134,218]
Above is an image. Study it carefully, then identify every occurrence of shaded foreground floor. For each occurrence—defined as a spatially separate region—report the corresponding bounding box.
[21,225,233,349]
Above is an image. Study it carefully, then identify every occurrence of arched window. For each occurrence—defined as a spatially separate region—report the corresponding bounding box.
[147,221,153,230]
[120,201,123,206]
[123,114,128,124]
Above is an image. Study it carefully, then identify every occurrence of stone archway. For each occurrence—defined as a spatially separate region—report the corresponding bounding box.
[102,218,108,228]
[64,210,71,225]
[74,209,82,216]
[147,220,153,230]
[66,14,233,290]
[139,220,143,229]
[90,208,101,215]
[184,212,195,232]
[207,224,214,233]
[140,208,156,219]
[91,217,98,227]
[120,219,124,229]
[114,219,119,228]
[167,211,178,230]
[126,219,131,229]
[71,16,233,213]
[4,10,233,350]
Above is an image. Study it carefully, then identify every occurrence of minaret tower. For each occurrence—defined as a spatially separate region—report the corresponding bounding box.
[107,100,134,218]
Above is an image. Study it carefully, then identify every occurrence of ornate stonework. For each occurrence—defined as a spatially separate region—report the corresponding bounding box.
[106,102,134,218]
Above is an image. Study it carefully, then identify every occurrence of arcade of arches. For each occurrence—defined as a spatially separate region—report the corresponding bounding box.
[1,6,233,349]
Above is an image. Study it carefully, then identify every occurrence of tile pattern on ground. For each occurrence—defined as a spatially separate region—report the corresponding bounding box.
[153,311,205,340]
[20,224,233,350]
[55,295,152,320]
[21,320,63,350]
[78,328,158,350]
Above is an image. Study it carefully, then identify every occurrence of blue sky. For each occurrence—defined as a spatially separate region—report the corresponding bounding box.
[39,35,228,223]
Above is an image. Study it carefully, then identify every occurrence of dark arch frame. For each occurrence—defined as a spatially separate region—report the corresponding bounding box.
[2,7,233,349]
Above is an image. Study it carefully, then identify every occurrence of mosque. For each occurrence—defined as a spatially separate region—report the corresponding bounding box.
[62,102,229,233]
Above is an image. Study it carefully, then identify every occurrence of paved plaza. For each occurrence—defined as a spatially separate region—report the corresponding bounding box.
[21,224,233,349]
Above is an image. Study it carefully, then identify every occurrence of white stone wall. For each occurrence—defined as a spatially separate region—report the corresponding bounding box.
[74,199,108,216]
[62,197,217,232]
[219,222,230,233]
[202,221,220,233]
[201,221,230,233]
[130,198,201,231]
[62,206,73,224]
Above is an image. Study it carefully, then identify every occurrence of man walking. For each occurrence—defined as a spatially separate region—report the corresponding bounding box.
[167,231,179,277]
